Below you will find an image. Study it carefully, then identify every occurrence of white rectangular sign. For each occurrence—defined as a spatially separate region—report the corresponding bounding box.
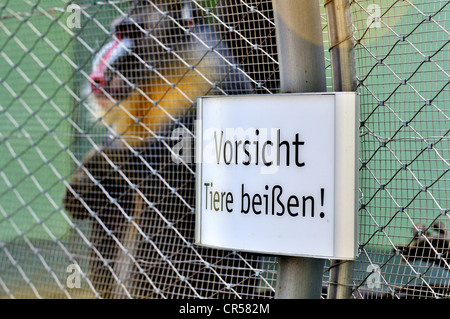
[195,93,358,260]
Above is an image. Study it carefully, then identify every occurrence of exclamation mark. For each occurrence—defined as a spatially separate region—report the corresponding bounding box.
[320,188,325,218]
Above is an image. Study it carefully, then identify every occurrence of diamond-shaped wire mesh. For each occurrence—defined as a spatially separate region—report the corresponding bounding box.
[0,0,448,299]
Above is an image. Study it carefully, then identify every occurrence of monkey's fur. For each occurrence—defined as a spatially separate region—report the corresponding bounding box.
[370,222,449,298]
[64,1,276,298]
[397,222,449,268]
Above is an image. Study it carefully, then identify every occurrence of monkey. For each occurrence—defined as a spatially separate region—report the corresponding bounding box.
[215,0,279,94]
[364,222,450,299]
[64,1,276,299]
[397,221,449,268]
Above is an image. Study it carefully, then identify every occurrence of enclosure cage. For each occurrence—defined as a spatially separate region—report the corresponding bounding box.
[0,0,448,299]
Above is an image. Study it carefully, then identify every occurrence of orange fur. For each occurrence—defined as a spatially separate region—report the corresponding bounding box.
[94,67,213,146]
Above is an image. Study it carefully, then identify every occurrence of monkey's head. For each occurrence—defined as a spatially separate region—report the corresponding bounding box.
[89,1,189,107]
[88,0,252,144]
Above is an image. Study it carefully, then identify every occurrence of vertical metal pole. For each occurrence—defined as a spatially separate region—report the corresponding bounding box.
[324,0,357,299]
[272,0,327,299]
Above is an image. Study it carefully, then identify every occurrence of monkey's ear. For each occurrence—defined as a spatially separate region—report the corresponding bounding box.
[113,18,143,39]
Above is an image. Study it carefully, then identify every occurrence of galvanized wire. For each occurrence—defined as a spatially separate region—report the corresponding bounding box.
[0,0,278,299]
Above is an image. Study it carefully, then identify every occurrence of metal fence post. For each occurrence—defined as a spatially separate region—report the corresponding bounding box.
[272,0,327,299]
[324,0,357,299]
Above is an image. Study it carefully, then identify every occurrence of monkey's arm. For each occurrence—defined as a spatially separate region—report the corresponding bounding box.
[63,146,133,221]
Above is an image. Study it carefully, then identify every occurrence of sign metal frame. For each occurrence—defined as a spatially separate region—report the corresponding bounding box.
[195,92,359,260]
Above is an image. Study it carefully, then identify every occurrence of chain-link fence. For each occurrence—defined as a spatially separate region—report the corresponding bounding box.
[350,0,449,298]
[0,0,448,299]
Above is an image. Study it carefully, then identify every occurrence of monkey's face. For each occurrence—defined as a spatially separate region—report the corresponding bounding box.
[89,1,191,110]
